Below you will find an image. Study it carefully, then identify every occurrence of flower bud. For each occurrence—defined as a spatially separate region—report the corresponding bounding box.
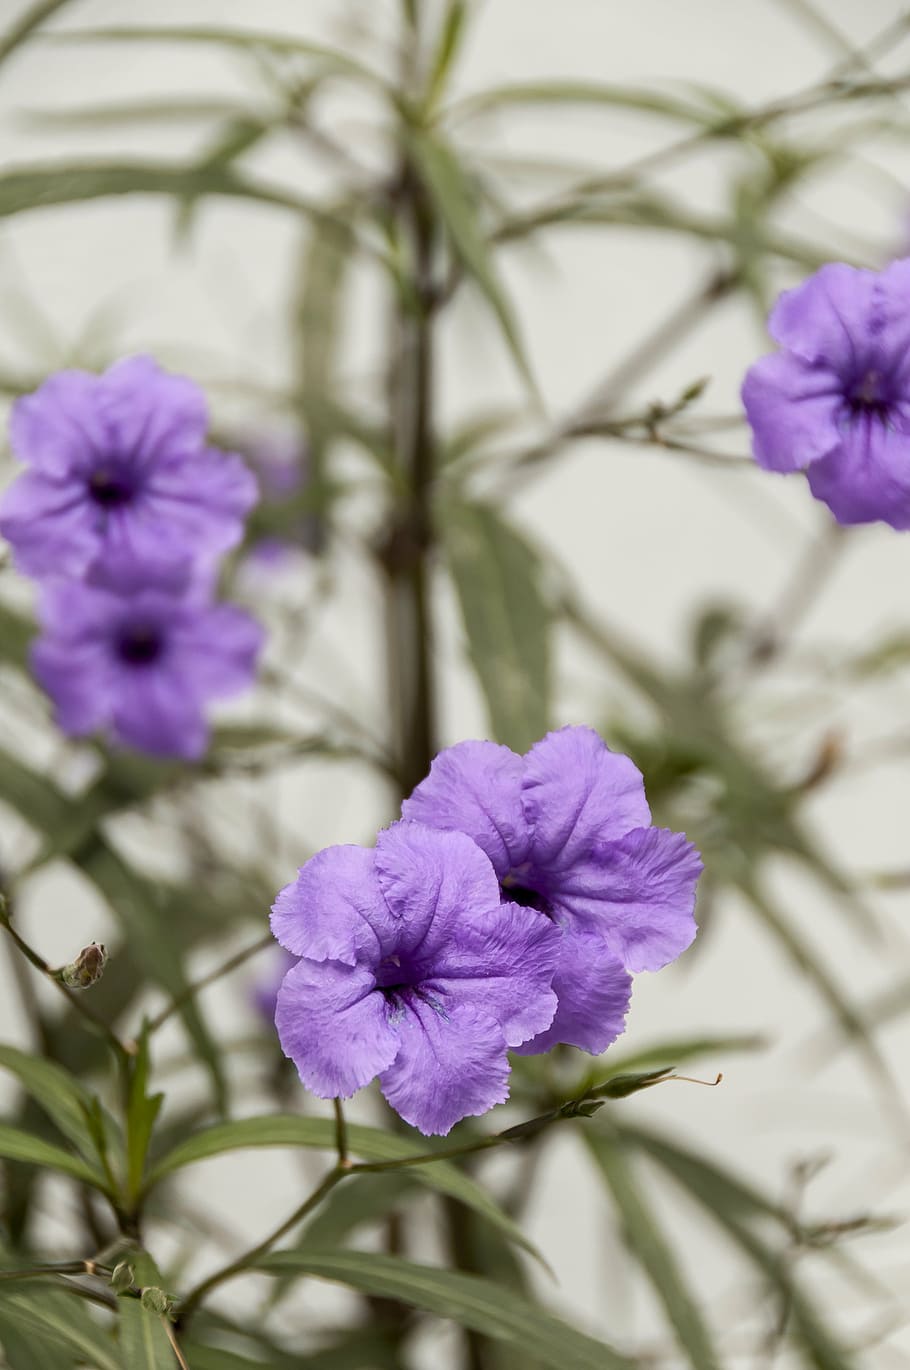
[110,1261,134,1294]
[58,942,107,989]
[140,1286,175,1317]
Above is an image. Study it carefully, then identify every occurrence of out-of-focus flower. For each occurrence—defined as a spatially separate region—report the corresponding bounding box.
[0,356,258,580]
[251,947,297,1025]
[403,726,701,1054]
[742,260,910,527]
[32,576,262,760]
[235,429,324,574]
[271,821,560,1135]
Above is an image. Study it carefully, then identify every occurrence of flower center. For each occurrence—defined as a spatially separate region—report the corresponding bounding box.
[88,466,134,507]
[116,623,164,666]
[844,369,892,422]
[500,873,552,918]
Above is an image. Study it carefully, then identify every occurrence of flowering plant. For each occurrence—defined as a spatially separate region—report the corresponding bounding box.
[0,6,904,1370]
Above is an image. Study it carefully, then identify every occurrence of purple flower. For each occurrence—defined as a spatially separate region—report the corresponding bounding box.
[402,726,702,1055]
[742,260,910,527]
[0,357,258,579]
[271,821,560,1135]
[234,428,324,572]
[32,577,262,760]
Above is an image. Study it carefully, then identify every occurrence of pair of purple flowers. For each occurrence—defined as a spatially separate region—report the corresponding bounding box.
[270,726,702,1135]
[0,357,262,759]
[744,259,910,528]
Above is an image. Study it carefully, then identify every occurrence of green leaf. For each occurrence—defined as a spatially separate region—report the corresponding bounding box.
[125,1033,164,1204]
[592,1033,766,1079]
[443,501,551,752]
[0,1120,109,1187]
[20,97,255,128]
[0,161,320,223]
[584,1133,721,1370]
[145,1115,539,1262]
[48,26,381,85]
[407,129,537,394]
[255,1249,634,1370]
[81,842,229,1114]
[615,1123,857,1370]
[452,80,716,125]
[0,0,75,68]
[183,1326,400,1370]
[0,1044,118,1171]
[117,1251,175,1370]
[425,1,470,111]
[0,1286,121,1370]
[0,602,34,670]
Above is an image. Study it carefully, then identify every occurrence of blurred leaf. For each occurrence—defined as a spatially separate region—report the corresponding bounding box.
[617,1123,857,1370]
[0,161,322,223]
[125,1032,164,1206]
[255,1249,635,1370]
[117,1251,174,1370]
[425,2,470,112]
[441,407,519,467]
[300,1172,415,1249]
[294,218,355,498]
[0,0,74,68]
[453,80,716,124]
[145,1114,540,1262]
[0,1121,106,1187]
[585,1133,721,1370]
[443,501,550,752]
[0,602,34,670]
[0,1286,120,1370]
[81,842,228,1115]
[592,1033,766,1079]
[20,97,259,128]
[48,26,382,85]
[0,1044,118,1171]
[407,129,537,393]
[184,1326,401,1370]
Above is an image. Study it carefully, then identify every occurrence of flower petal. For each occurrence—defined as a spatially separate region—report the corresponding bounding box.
[514,932,631,1055]
[142,447,259,556]
[276,958,399,1099]
[271,845,395,967]
[552,826,702,972]
[169,603,263,697]
[806,419,910,528]
[97,355,208,466]
[768,262,881,369]
[10,370,108,478]
[741,352,842,473]
[521,727,650,875]
[31,638,112,736]
[110,666,209,760]
[0,471,99,577]
[401,739,529,877]
[379,999,509,1135]
[421,900,558,1048]
[374,821,503,958]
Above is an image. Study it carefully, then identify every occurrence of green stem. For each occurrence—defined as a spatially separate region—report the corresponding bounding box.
[176,1165,347,1327]
[146,931,274,1035]
[0,900,129,1060]
[333,1097,349,1165]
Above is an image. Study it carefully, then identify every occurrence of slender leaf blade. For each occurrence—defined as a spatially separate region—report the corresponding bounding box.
[255,1249,634,1370]
[0,1121,108,1187]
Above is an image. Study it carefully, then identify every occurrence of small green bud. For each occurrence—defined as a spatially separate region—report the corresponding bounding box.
[59,942,107,989]
[110,1261,134,1294]
[140,1286,175,1317]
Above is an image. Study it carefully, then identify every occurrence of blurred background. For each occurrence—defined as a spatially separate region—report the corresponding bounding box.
[1,1,910,1367]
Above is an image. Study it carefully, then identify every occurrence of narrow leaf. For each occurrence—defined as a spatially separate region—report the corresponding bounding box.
[0,1287,121,1370]
[255,1249,635,1370]
[145,1114,539,1262]
[0,1120,109,1187]
[0,1044,118,1170]
[443,501,551,752]
[585,1133,721,1369]
[408,129,537,393]
[118,1251,175,1370]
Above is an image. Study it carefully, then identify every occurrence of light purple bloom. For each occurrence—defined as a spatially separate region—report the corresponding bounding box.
[32,578,262,760]
[235,428,324,572]
[402,726,702,1055]
[742,260,910,527]
[0,357,258,579]
[271,821,560,1135]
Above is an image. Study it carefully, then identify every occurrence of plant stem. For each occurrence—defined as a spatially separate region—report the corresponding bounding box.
[333,1097,349,1165]
[146,931,274,1035]
[176,1165,347,1327]
[0,899,129,1060]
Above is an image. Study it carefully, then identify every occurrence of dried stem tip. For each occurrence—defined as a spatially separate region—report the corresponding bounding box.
[57,942,107,990]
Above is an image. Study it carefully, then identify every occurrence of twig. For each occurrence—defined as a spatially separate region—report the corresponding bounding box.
[146,931,274,1035]
[333,1097,350,1166]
